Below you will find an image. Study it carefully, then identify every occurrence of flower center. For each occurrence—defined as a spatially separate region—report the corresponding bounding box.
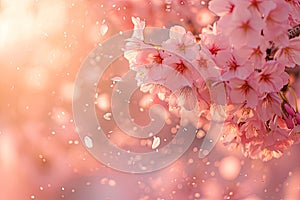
[176,61,187,74]
[260,73,271,82]
[241,82,251,94]
[228,57,239,71]
[153,54,163,64]
[209,43,221,55]
[240,20,250,31]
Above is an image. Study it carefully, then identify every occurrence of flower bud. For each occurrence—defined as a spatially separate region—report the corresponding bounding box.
[284,103,295,116]
[284,115,294,129]
[295,113,300,124]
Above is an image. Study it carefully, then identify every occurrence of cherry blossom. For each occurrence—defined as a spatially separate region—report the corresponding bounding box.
[251,61,289,94]
[200,31,229,57]
[215,49,253,81]
[263,0,291,44]
[248,0,276,18]
[162,26,200,61]
[169,86,198,111]
[124,2,300,161]
[224,7,264,48]
[226,78,258,108]
[256,92,281,121]
[275,37,300,68]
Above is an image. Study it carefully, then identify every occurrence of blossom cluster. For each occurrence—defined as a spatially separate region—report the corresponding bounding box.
[124,0,300,161]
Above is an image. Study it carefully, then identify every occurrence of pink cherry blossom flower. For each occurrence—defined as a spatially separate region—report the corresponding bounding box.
[287,0,300,26]
[208,0,242,17]
[256,92,281,121]
[248,0,276,18]
[132,49,169,85]
[224,7,264,49]
[131,16,145,40]
[239,42,268,69]
[274,37,300,68]
[162,26,200,61]
[258,117,294,161]
[227,78,258,108]
[162,54,199,89]
[215,49,253,81]
[251,61,289,94]
[263,0,291,44]
[193,80,211,112]
[200,31,229,58]
[240,115,264,139]
[124,11,300,162]
[124,17,153,67]
[237,115,296,161]
[192,50,220,80]
[168,86,197,111]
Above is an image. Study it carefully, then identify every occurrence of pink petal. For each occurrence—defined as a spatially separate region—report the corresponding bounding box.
[246,89,258,108]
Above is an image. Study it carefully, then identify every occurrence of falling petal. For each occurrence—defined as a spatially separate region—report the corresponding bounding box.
[152,136,160,149]
[100,24,108,36]
[84,136,93,148]
[111,76,123,82]
[103,112,112,120]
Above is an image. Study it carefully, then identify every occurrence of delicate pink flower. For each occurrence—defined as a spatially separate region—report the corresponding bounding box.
[133,50,169,85]
[169,86,197,111]
[227,78,258,108]
[192,50,220,80]
[221,121,241,149]
[162,26,200,61]
[200,32,229,58]
[240,43,268,69]
[131,16,145,40]
[124,17,152,67]
[256,92,281,121]
[215,49,253,81]
[248,0,276,18]
[162,55,199,89]
[274,37,300,68]
[124,11,300,161]
[225,7,264,48]
[238,115,295,161]
[251,61,289,94]
[208,0,242,17]
[134,49,165,66]
[263,0,291,44]
[259,117,294,161]
[193,80,211,112]
[287,0,300,26]
[240,115,264,139]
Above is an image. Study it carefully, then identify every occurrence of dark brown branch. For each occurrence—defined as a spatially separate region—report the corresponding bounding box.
[288,24,300,39]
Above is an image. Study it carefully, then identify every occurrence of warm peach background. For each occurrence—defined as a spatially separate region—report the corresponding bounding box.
[0,1,299,199]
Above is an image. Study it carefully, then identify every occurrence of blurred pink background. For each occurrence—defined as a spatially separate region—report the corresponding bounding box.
[0,0,299,199]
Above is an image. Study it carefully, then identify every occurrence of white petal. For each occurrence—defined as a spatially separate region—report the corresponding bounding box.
[100,24,108,36]
[152,136,160,149]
